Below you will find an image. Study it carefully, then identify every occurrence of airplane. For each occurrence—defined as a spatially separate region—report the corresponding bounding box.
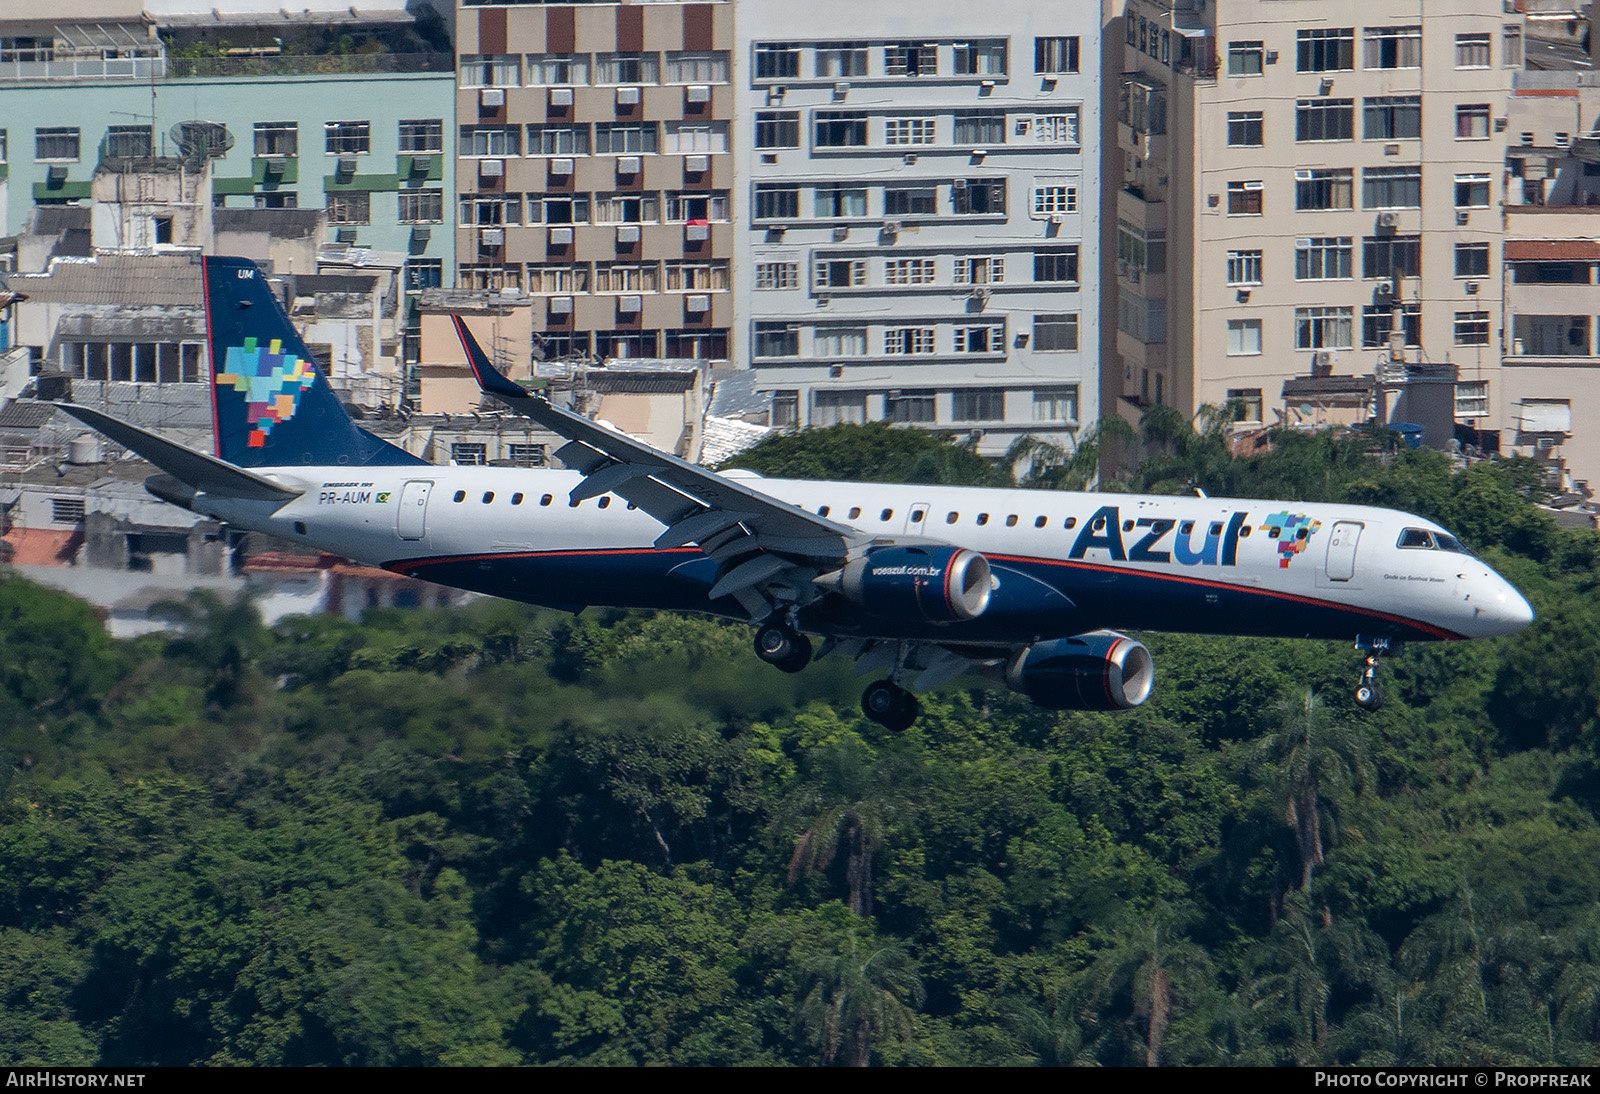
[57,256,1534,730]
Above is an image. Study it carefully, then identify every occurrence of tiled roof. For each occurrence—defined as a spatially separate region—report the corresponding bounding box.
[1505,240,1600,262]
[5,254,203,307]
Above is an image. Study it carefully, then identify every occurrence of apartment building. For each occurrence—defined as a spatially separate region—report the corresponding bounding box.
[735,1,1099,454]
[1112,0,1521,440]
[451,1,735,374]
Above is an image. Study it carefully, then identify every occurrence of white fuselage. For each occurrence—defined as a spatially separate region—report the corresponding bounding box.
[192,466,1533,644]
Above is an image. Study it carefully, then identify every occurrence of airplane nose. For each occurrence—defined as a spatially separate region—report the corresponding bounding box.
[1487,582,1534,635]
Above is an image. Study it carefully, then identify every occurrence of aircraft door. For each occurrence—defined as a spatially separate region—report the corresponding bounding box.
[397,480,434,540]
[1323,521,1363,583]
[904,502,931,536]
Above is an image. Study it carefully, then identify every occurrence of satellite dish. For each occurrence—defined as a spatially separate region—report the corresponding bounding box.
[1298,404,1315,417]
[169,121,234,160]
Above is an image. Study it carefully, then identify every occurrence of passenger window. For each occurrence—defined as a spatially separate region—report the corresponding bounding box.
[598,496,611,509]
[819,505,831,517]
[482,492,494,503]
[977,513,990,526]
[848,506,862,519]
[1268,527,1281,539]
[540,494,553,506]
[569,497,581,507]
[1209,522,1223,536]
[911,508,926,522]
[1034,515,1047,528]
[1239,525,1251,537]
[453,490,466,503]
[1006,515,1019,527]
[1091,517,1104,530]
[946,512,959,524]
[1122,519,1135,532]
[1180,521,1194,534]
[880,508,893,521]
[1398,528,1435,549]
[1064,517,1077,529]
[511,493,524,505]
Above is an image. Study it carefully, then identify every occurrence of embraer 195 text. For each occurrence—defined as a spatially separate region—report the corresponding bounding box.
[61,257,1534,730]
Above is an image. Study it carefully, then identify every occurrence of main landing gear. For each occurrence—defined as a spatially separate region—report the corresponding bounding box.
[861,679,920,733]
[1354,636,1396,712]
[754,615,812,674]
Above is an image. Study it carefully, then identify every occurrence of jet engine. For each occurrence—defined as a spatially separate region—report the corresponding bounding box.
[827,544,992,624]
[1004,631,1154,711]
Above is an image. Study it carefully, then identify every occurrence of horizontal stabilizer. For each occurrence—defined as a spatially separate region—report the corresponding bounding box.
[55,403,303,503]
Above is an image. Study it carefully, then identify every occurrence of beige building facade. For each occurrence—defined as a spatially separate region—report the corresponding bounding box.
[1110,0,1521,440]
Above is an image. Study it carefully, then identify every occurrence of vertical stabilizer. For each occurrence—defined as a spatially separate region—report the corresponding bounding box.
[203,255,423,468]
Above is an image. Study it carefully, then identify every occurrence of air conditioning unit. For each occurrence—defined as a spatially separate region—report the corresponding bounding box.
[549,226,574,245]
[1378,212,1399,227]
[550,296,573,315]
[1466,281,1481,294]
[686,84,711,103]
[1312,350,1334,367]
[1378,280,1395,296]
[618,294,643,313]
[616,86,641,105]
[410,226,431,244]
[833,226,849,242]
[1049,213,1066,224]
[549,87,574,107]
[480,88,505,108]
[684,223,710,242]
[953,178,967,189]
[335,227,358,243]
[1456,211,1470,225]
[480,228,504,246]
[47,165,69,181]
[882,220,901,234]
[263,156,287,175]
[409,154,433,173]
[336,156,358,175]
[479,158,504,178]
[686,294,711,313]
[617,156,642,176]
[616,225,641,244]
[833,81,850,98]
[684,154,710,174]
[549,157,574,176]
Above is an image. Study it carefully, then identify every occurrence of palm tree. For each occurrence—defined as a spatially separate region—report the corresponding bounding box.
[780,738,909,916]
[794,933,924,1066]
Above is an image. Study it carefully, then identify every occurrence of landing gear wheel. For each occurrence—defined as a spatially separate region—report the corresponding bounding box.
[861,679,919,732]
[1352,642,1390,713]
[755,619,812,674]
[1355,683,1383,712]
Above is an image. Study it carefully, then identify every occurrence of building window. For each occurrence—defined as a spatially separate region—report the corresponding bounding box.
[253,122,297,157]
[0,130,8,163]
[814,328,867,356]
[814,186,868,218]
[754,43,800,80]
[1455,312,1492,346]
[884,118,936,146]
[815,44,868,77]
[325,121,370,155]
[884,186,937,216]
[50,498,86,524]
[1228,40,1264,76]
[1227,181,1263,215]
[755,262,799,289]
[594,264,659,293]
[664,122,727,154]
[460,265,522,292]
[254,192,297,209]
[953,255,1004,285]
[754,112,800,149]
[459,126,520,157]
[813,111,867,148]
[1363,96,1421,140]
[1118,295,1166,344]
[594,193,658,224]
[1227,388,1265,421]
[1295,306,1353,350]
[1034,36,1080,74]
[451,443,487,466]
[1298,28,1355,72]
[537,195,589,224]
[594,124,658,154]
[1120,77,1166,134]
[951,388,1005,421]
[1363,235,1421,279]
[953,112,1006,145]
[398,119,443,153]
[1362,303,1421,348]
[460,54,519,87]
[594,52,659,84]
[1365,26,1422,69]
[1455,242,1490,277]
[1297,99,1354,142]
[812,390,867,427]
[1227,250,1263,285]
[1504,26,1523,67]
[1456,104,1491,140]
[398,190,443,223]
[1227,318,1263,356]
[406,260,443,292]
[1227,111,1264,146]
[1033,314,1079,352]
[1297,237,1353,280]
[64,341,204,383]
[954,325,1005,354]
[1033,112,1080,144]
[665,262,728,292]
[754,185,799,220]
[887,390,937,423]
[1032,387,1078,422]
[955,40,1007,76]
[527,265,588,293]
[1034,249,1078,283]
[664,51,728,83]
[884,328,936,355]
[754,324,799,357]
[1363,166,1422,208]
[953,180,1006,215]
[1031,184,1077,215]
[506,444,546,468]
[666,191,728,222]
[527,53,588,85]
[461,194,522,226]
[771,391,800,428]
[1455,174,1490,207]
[1296,169,1353,210]
[1457,381,1491,419]
[1456,32,1491,68]
[885,42,938,77]
[885,258,937,285]
[528,125,589,156]
[105,125,152,159]
[35,126,80,161]
[327,192,370,225]
[1118,222,1165,275]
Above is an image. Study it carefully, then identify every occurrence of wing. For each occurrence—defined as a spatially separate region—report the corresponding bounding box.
[452,316,871,618]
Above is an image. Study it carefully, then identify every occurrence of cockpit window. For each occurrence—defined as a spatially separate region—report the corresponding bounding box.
[1433,532,1469,554]
[1397,528,1435,549]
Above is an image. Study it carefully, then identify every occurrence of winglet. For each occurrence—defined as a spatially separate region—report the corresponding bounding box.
[451,314,534,404]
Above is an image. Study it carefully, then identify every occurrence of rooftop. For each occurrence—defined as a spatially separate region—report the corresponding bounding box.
[3,254,202,308]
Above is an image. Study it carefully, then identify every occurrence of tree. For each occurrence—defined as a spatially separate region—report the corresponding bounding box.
[795,932,925,1066]
[722,421,1010,486]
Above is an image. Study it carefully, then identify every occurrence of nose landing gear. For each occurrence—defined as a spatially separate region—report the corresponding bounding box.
[1353,636,1396,712]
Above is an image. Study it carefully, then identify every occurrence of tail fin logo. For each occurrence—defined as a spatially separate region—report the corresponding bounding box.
[215,336,317,448]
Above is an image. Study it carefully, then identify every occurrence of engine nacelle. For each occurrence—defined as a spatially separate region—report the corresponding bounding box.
[832,545,992,623]
[1004,632,1154,711]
